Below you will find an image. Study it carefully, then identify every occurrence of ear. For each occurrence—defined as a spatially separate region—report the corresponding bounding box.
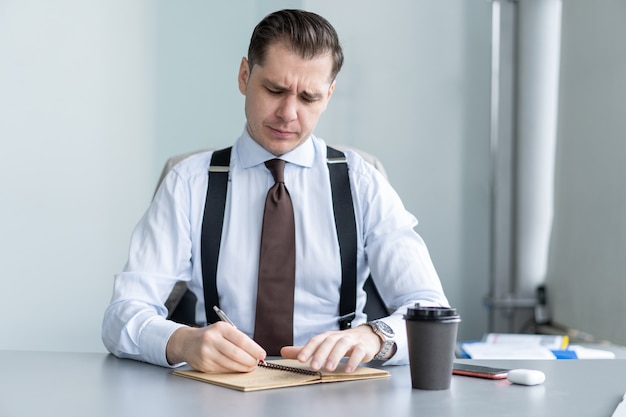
[327,80,336,100]
[320,80,336,112]
[238,57,250,95]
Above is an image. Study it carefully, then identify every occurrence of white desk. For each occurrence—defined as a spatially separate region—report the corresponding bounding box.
[1,350,625,417]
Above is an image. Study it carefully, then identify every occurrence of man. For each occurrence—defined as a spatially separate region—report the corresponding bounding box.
[102,9,449,374]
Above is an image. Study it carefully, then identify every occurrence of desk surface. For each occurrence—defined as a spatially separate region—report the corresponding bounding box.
[1,350,625,417]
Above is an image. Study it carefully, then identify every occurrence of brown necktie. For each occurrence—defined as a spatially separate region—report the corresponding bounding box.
[254,159,296,355]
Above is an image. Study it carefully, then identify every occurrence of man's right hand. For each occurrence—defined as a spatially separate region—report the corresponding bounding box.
[166,321,267,373]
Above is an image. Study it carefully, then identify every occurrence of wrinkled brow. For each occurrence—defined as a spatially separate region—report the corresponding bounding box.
[264,80,324,100]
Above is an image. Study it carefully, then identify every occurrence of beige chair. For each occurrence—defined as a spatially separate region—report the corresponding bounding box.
[157,145,390,324]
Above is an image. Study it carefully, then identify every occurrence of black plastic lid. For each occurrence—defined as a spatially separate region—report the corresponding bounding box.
[404,304,461,322]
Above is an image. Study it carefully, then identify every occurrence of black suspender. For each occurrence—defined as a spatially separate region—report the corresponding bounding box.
[200,147,231,324]
[326,147,357,329]
[200,146,357,329]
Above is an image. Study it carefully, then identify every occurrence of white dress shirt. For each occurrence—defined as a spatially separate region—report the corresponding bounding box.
[102,130,449,367]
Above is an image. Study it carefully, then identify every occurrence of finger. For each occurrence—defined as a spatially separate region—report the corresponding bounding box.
[342,344,368,373]
[321,335,358,371]
[214,347,258,372]
[194,355,252,373]
[292,333,326,363]
[308,334,344,371]
[195,323,261,372]
[280,346,303,359]
[217,325,267,366]
[225,328,267,361]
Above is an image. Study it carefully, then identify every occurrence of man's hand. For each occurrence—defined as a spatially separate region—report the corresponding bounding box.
[280,325,382,373]
[166,321,266,373]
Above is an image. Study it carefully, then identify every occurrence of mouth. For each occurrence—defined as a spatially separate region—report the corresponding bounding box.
[267,125,296,138]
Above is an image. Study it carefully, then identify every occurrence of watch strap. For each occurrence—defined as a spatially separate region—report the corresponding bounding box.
[361,321,395,360]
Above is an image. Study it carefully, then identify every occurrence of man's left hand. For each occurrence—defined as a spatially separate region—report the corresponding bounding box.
[280,325,382,373]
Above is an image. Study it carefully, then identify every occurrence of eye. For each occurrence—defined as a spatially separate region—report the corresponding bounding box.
[266,87,282,96]
[300,95,319,104]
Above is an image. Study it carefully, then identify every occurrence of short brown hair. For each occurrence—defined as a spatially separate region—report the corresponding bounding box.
[247,9,344,81]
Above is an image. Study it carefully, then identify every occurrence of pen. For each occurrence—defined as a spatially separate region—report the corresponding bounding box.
[212,305,267,365]
[213,305,237,328]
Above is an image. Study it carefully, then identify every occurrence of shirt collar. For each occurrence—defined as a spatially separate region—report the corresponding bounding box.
[237,128,316,169]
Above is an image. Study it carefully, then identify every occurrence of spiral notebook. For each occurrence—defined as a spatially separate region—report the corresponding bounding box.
[173,359,390,392]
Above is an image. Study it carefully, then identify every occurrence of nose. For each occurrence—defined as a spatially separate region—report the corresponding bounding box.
[276,94,297,122]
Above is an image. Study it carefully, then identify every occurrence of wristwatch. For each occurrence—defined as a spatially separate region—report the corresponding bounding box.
[361,320,396,360]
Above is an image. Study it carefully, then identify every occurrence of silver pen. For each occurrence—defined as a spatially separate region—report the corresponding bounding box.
[213,305,267,365]
[213,305,237,328]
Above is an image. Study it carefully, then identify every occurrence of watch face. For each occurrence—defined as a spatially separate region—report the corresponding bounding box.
[373,320,394,337]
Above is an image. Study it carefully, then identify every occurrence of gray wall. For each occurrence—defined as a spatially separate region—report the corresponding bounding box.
[547,0,626,344]
[0,0,492,352]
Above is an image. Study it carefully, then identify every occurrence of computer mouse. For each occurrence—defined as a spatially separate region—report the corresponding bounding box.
[507,369,546,386]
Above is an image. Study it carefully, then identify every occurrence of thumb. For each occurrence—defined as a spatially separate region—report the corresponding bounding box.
[279,346,303,359]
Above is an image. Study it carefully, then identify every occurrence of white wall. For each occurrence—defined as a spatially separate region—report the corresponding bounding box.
[547,0,626,344]
[152,0,304,169]
[0,0,492,352]
[0,0,156,352]
[304,0,493,341]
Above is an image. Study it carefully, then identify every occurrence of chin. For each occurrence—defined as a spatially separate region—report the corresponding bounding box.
[264,139,301,156]
[266,144,293,157]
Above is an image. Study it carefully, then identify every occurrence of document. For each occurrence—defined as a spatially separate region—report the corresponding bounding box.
[461,342,557,360]
[483,333,569,349]
[173,359,390,392]
[460,333,616,360]
[460,333,569,360]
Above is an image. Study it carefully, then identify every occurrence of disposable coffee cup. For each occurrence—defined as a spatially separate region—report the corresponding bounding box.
[404,304,461,390]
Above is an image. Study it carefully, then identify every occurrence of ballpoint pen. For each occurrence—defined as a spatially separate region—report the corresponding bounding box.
[212,305,267,364]
[212,305,237,328]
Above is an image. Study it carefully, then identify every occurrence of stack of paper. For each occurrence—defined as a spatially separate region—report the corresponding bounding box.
[460,333,616,360]
[567,345,616,359]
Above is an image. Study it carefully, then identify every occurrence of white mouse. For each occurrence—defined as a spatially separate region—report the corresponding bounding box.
[507,369,546,386]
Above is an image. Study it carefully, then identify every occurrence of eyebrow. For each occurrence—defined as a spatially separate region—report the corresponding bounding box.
[264,80,324,100]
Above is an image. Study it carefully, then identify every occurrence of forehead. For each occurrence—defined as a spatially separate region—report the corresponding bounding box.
[251,42,334,90]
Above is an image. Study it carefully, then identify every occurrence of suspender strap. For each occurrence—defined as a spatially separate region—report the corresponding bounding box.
[199,145,357,329]
[326,146,357,329]
[200,147,232,324]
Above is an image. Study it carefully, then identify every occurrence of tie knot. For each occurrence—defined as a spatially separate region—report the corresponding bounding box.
[265,159,286,183]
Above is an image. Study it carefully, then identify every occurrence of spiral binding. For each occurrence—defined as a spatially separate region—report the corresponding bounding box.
[259,361,321,376]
